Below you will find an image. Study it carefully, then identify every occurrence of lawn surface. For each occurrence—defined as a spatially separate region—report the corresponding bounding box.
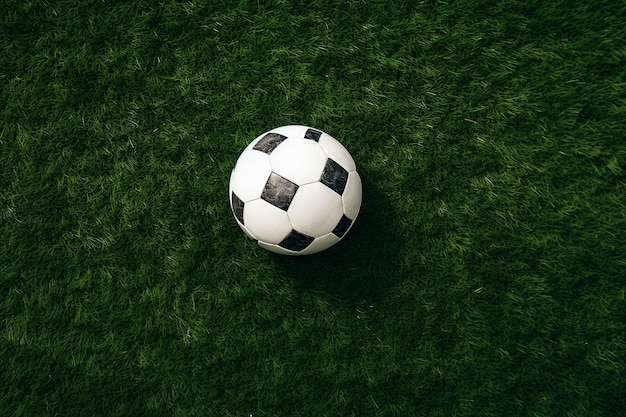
[1,0,625,416]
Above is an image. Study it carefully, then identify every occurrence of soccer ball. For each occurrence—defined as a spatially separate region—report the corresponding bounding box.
[229,125,362,255]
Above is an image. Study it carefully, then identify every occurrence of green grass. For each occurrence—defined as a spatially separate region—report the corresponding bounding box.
[1,0,625,416]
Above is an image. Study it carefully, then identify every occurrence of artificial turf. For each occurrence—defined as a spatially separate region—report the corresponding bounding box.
[1,0,625,416]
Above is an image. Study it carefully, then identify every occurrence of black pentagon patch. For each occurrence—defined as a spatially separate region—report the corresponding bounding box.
[320,158,349,195]
[261,172,299,211]
[253,133,288,154]
[304,128,322,142]
[332,215,353,238]
[231,192,245,224]
[279,230,315,252]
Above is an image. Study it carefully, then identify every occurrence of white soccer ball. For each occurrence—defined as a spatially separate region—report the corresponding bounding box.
[229,125,362,255]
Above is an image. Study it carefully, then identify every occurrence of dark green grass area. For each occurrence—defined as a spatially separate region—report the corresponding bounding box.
[2,0,625,415]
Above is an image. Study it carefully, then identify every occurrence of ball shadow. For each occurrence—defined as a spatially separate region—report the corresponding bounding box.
[271,176,403,305]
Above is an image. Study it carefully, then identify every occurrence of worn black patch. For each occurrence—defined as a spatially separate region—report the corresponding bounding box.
[332,215,353,238]
[304,128,322,142]
[320,158,349,195]
[253,133,288,154]
[231,192,245,225]
[261,172,298,211]
[279,230,315,252]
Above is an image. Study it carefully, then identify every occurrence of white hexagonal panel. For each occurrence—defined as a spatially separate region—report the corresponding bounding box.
[342,171,362,220]
[288,182,344,238]
[270,138,328,186]
[243,199,293,244]
[230,150,272,202]
[318,133,356,172]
